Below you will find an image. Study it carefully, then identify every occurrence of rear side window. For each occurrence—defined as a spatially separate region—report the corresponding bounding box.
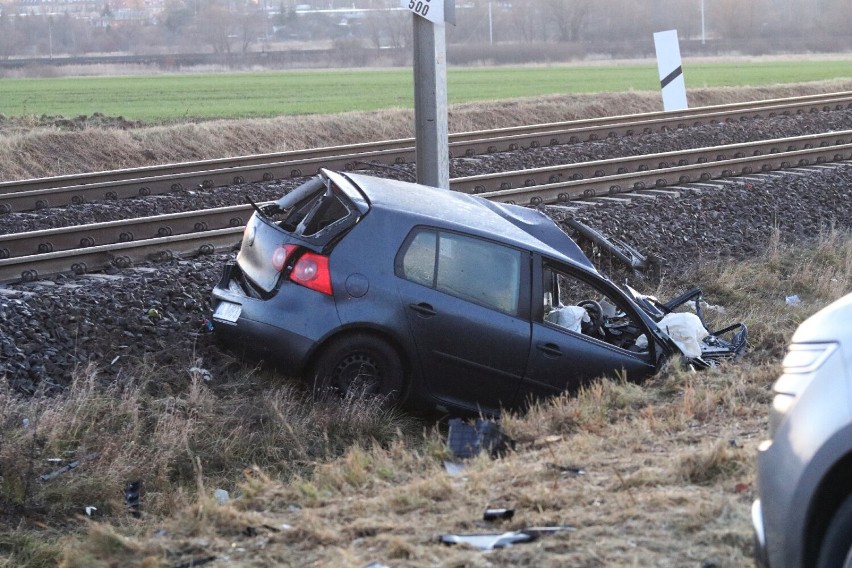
[396,229,522,316]
[300,193,350,236]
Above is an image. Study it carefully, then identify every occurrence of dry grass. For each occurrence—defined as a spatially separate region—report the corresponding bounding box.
[2,79,852,181]
[3,231,851,566]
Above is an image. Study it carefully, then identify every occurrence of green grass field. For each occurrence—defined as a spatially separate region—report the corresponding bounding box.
[1,59,850,122]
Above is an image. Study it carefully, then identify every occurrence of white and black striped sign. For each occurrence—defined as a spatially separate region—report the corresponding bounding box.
[653,30,688,111]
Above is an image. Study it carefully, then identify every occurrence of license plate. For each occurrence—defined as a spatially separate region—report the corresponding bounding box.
[213,301,242,324]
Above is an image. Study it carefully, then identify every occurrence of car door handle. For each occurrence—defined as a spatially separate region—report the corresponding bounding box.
[537,342,562,357]
[409,302,437,317]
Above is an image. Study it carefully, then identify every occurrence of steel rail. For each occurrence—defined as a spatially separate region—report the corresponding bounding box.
[3,144,851,284]
[0,227,243,284]
[1,90,850,204]
[449,130,852,194]
[446,91,852,143]
[0,204,249,260]
[478,144,852,205]
[4,131,849,263]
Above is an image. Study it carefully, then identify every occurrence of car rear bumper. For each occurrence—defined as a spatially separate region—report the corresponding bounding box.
[211,303,316,372]
[210,263,338,373]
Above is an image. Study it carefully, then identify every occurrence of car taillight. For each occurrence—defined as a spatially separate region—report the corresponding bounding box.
[290,252,333,295]
[271,244,298,272]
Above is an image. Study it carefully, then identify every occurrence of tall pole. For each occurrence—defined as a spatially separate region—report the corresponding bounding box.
[700,0,705,45]
[412,15,449,189]
[488,1,493,45]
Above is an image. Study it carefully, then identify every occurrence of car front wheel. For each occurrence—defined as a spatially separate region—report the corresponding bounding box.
[311,333,406,407]
[817,493,852,568]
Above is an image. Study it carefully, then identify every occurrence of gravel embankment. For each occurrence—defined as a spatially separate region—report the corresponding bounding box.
[1,110,851,393]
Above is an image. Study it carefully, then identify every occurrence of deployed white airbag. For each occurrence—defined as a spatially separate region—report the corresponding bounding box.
[635,312,710,358]
[546,305,590,333]
[657,312,709,358]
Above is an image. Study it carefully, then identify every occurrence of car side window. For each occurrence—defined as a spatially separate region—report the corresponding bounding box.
[542,265,649,354]
[396,229,522,316]
[400,229,437,287]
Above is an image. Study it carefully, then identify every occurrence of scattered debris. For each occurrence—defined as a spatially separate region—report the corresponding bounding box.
[189,366,213,382]
[213,488,229,504]
[447,419,515,460]
[124,480,142,518]
[172,556,217,568]
[786,294,802,306]
[546,463,586,477]
[442,460,466,477]
[439,526,575,550]
[39,452,99,482]
[483,508,515,521]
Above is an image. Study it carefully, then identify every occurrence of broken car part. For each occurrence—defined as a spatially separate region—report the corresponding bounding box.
[439,526,576,550]
[447,419,515,459]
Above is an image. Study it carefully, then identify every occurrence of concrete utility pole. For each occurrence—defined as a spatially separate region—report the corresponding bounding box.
[403,0,454,190]
[412,14,449,189]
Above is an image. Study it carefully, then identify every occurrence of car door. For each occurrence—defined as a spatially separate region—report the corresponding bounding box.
[518,257,656,405]
[394,228,532,412]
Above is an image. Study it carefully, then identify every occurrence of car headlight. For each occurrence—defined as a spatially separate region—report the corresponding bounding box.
[774,343,838,395]
[767,343,838,438]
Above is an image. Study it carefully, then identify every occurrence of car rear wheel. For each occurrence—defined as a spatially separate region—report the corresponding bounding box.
[817,494,852,568]
[311,334,406,406]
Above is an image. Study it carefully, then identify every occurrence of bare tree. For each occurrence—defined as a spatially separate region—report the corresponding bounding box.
[543,0,594,42]
[0,12,16,59]
[815,0,852,36]
[508,0,547,43]
[712,0,770,40]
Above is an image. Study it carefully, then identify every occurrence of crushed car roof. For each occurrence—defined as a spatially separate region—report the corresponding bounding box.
[341,171,597,272]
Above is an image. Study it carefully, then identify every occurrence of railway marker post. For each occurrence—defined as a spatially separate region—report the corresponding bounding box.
[402,0,455,190]
[653,29,688,112]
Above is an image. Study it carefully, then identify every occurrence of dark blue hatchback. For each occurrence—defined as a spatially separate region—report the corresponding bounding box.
[211,170,744,414]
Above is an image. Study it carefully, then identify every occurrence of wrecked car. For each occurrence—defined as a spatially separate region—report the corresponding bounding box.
[210,169,745,414]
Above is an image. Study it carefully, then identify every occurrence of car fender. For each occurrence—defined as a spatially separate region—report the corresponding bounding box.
[304,322,419,386]
[797,423,852,565]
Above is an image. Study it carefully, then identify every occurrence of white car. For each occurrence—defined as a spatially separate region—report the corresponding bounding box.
[753,293,852,567]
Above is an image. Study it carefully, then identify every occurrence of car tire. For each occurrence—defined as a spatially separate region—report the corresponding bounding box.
[311,334,406,407]
[817,494,852,568]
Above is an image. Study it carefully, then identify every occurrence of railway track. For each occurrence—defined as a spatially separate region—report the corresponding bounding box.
[1,91,851,213]
[2,93,851,283]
